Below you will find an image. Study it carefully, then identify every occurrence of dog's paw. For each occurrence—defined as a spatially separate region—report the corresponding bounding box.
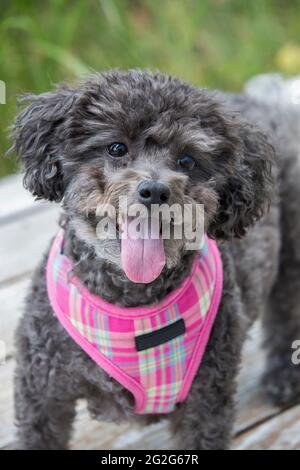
[262,364,300,406]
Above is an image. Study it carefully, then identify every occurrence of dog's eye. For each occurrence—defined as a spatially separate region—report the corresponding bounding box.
[107,143,128,157]
[177,154,195,170]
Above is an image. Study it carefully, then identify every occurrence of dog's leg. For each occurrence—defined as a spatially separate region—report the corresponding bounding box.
[14,314,77,450]
[262,156,300,406]
[170,251,245,450]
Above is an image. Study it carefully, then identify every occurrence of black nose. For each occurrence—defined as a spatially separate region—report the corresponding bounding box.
[138,180,170,207]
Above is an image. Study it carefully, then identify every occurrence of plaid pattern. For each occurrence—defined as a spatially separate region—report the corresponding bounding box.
[48,231,222,414]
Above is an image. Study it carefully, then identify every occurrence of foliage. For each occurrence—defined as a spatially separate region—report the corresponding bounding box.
[1,0,300,176]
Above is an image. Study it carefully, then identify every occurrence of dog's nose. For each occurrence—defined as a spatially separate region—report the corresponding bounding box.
[138,180,170,207]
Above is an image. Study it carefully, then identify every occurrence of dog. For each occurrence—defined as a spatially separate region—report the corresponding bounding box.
[11,70,300,449]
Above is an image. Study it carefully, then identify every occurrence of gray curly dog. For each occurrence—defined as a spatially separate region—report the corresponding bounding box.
[11,71,300,449]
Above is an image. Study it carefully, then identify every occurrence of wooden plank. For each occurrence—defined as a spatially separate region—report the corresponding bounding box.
[0,277,30,358]
[235,323,279,433]
[0,360,15,448]
[234,404,300,450]
[0,174,54,222]
[71,405,133,450]
[0,206,59,285]
[72,401,172,449]
[0,174,31,219]
[112,421,173,450]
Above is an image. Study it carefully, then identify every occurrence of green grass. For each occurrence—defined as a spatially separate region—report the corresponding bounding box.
[1,0,300,177]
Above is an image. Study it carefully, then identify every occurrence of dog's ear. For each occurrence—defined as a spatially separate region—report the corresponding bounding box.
[209,122,275,239]
[11,87,78,202]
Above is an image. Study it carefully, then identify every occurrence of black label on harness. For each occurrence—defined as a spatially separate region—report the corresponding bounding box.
[135,318,186,352]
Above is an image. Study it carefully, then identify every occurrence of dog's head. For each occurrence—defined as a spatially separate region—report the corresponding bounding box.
[12,70,275,283]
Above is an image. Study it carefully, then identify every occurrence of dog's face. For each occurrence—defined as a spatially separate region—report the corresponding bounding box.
[12,70,275,283]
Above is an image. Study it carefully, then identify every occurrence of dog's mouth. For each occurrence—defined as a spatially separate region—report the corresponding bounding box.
[120,216,165,284]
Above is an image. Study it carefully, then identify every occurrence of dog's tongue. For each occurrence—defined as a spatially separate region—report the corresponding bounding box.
[121,219,165,284]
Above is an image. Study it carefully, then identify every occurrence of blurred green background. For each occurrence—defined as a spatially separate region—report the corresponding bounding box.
[1,0,300,177]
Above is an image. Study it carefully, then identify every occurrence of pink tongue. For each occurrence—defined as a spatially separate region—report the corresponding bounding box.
[121,219,165,284]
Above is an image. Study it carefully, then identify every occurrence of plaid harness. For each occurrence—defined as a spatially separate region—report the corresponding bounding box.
[47,230,223,414]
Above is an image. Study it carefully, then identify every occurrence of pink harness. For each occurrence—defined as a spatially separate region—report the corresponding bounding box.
[46,230,223,414]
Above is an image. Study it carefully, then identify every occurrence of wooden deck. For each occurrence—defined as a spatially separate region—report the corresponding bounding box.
[1,173,300,450]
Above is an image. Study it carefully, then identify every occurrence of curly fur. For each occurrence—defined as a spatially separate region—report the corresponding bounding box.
[11,70,300,450]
